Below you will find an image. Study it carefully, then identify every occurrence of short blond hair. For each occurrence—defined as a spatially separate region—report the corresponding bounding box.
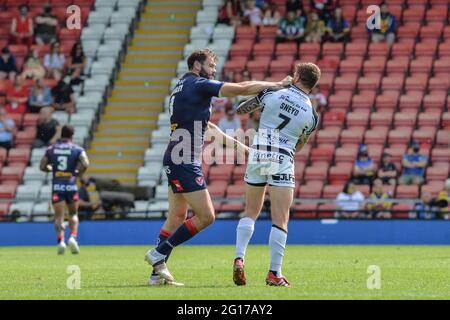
[294,62,321,90]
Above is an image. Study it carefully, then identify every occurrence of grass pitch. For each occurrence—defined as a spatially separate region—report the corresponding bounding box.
[0,245,449,300]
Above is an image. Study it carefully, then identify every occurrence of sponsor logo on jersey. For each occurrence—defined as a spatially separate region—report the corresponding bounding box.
[55,171,73,177]
[53,184,78,192]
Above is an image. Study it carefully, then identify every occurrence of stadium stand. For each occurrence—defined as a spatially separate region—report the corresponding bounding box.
[2,0,141,220]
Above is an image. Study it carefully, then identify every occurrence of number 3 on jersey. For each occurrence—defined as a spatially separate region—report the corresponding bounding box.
[276,113,291,130]
[57,156,68,171]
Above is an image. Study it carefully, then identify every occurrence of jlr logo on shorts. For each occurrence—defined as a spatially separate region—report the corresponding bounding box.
[272,174,295,184]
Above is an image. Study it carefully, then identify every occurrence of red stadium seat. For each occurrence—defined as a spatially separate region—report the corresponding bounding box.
[396,185,419,199]
[397,23,420,40]
[253,42,275,57]
[208,165,234,183]
[317,203,336,219]
[428,73,450,91]
[423,91,446,111]
[317,57,339,73]
[23,113,39,128]
[298,43,320,58]
[322,43,344,57]
[246,59,269,74]
[335,144,359,163]
[328,91,352,110]
[224,58,247,74]
[436,130,450,147]
[381,73,405,91]
[384,144,407,163]
[0,148,7,164]
[433,58,450,73]
[418,111,442,127]
[394,111,417,127]
[328,163,353,184]
[421,184,444,198]
[226,184,246,198]
[365,127,389,145]
[340,56,364,73]
[310,147,334,162]
[413,127,437,145]
[346,111,370,127]
[352,91,376,110]
[334,74,358,91]
[431,148,450,162]
[316,127,341,145]
[426,7,448,23]
[391,203,412,219]
[208,182,227,198]
[236,26,257,41]
[370,109,394,127]
[7,148,30,164]
[298,181,324,198]
[419,24,443,40]
[399,91,423,111]
[322,111,345,127]
[269,58,294,74]
[388,127,413,145]
[363,57,386,73]
[368,42,390,57]
[323,184,344,199]
[276,42,297,58]
[229,43,252,59]
[405,73,428,91]
[392,42,414,57]
[345,42,367,57]
[386,57,409,74]
[340,126,369,144]
[0,166,24,183]
[410,56,433,74]
[292,203,318,219]
[358,74,381,91]
[258,26,277,43]
[375,91,399,109]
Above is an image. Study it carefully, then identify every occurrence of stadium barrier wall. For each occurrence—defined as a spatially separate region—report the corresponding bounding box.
[0,220,449,246]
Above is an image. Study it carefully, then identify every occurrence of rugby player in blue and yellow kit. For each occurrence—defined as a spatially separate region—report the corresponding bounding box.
[40,125,89,255]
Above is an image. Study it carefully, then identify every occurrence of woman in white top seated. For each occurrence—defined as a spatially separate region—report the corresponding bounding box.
[335,181,365,219]
[44,42,65,81]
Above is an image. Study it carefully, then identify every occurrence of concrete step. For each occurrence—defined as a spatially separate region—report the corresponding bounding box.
[89,157,143,165]
[105,105,163,111]
[114,84,169,90]
[94,131,151,138]
[118,75,175,81]
[111,92,167,99]
[129,44,185,51]
[115,79,172,86]
[108,96,165,103]
[101,114,158,121]
[142,12,196,19]
[97,122,158,130]
[121,67,175,73]
[88,149,145,157]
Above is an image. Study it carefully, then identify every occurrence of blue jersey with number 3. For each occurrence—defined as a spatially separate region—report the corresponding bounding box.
[46,139,84,191]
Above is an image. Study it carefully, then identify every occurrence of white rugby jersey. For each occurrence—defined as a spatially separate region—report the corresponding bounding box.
[252,85,319,152]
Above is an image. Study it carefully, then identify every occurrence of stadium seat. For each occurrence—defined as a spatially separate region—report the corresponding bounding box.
[391,203,412,219]
[317,203,336,219]
[335,144,359,163]
[322,111,345,127]
[340,56,364,73]
[396,185,419,199]
[291,203,317,219]
[388,127,413,145]
[340,126,365,145]
[298,181,324,198]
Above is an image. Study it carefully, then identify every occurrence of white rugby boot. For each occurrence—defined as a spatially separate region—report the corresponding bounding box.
[57,241,66,255]
[68,237,80,254]
[144,249,174,282]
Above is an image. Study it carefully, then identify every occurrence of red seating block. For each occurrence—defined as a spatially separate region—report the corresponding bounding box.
[392,203,412,219]
[7,148,30,164]
[226,184,246,198]
[310,147,334,162]
[298,181,324,198]
[388,127,413,145]
[292,203,317,219]
[340,126,365,145]
[396,185,419,199]
[208,165,234,182]
[0,184,17,199]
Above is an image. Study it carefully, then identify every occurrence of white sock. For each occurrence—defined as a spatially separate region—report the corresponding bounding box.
[269,225,287,277]
[235,217,255,260]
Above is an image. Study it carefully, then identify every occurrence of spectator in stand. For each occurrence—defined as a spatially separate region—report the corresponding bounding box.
[325,7,349,42]
[5,77,28,114]
[399,141,427,186]
[44,42,65,81]
[20,48,46,80]
[310,0,334,21]
[10,4,34,46]
[304,12,326,43]
[369,2,396,46]
[285,0,304,17]
[67,41,86,86]
[262,1,281,26]
[218,107,241,136]
[29,78,53,113]
[218,0,244,27]
[0,47,18,81]
[51,78,76,114]
[377,152,397,185]
[366,178,392,219]
[79,176,103,217]
[32,106,60,148]
[243,0,263,27]
[35,3,58,45]
[413,192,439,220]
[276,10,306,44]
[336,181,365,219]
[0,106,15,150]
[352,145,375,185]
[437,179,450,220]
[309,85,327,113]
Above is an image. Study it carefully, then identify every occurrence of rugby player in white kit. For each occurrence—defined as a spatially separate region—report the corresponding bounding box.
[232,62,321,287]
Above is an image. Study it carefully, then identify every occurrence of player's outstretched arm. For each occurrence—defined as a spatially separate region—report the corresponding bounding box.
[236,97,261,115]
[207,122,249,157]
[76,151,90,177]
[219,76,292,97]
